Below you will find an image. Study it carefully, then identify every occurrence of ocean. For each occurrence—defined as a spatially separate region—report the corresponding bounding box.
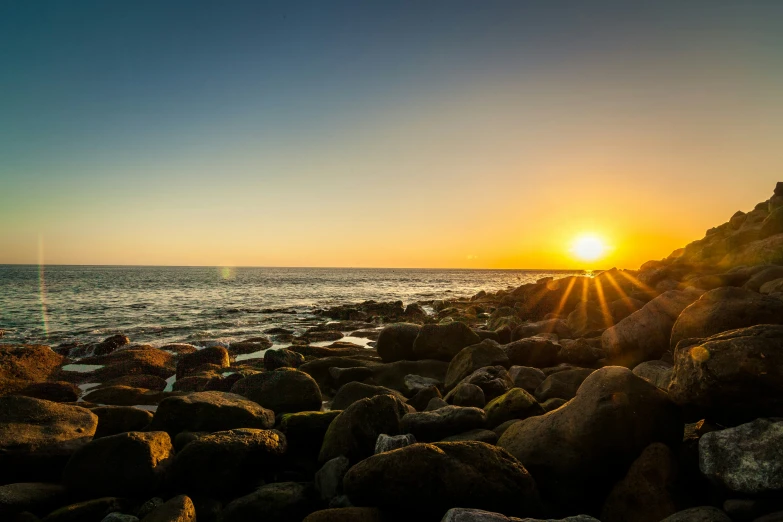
[0,265,581,349]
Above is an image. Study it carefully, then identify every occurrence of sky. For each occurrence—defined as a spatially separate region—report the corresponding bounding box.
[1,1,782,269]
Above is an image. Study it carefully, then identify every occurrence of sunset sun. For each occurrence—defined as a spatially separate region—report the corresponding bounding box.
[571,235,608,262]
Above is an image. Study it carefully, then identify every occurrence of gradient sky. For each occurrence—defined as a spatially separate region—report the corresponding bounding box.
[2,1,782,269]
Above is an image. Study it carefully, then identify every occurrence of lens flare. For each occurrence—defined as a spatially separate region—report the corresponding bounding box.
[38,234,50,339]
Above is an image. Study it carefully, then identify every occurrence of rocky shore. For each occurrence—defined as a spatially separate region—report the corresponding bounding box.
[2,183,783,522]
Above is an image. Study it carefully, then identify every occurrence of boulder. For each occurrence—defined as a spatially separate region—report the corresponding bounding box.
[221,482,319,522]
[148,391,274,435]
[745,266,783,291]
[103,512,140,522]
[760,277,783,295]
[400,406,487,442]
[92,406,153,438]
[445,383,486,408]
[485,388,544,427]
[140,495,195,522]
[602,289,702,368]
[315,456,351,501]
[445,340,509,391]
[94,335,130,356]
[441,428,498,444]
[503,337,562,368]
[330,382,406,411]
[375,323,421,362]
[402,374,442,396]
[278,410,342,459]
[658,507,731,522]
[498,367,683,514]
[557,338,605,366]
[375,433,416,454]
[170,428,287,497]
[13,382,80,403]
[63,431,173,497]
[41,497,133,522]
[82,386,171,406]
[176,346,230,379]
[85,347,175,382]
[101,374,168,391]
[0,482,67,518]
[600,443,679,522]
[512,319,572,341]
[699,418,783,495]
[343,441,542,519]
[264,349,306,371]
[534,368,594,402]
[0,396,98,484]
[540,397,568,412]
[370,360,449,393]
[319,394,408,464]
[508,366,545,394]
[760,207,783,238]
[668,325,783,423]
[408,385,442,411]
[567,302,611,338]
[0,345,63,383]
[231,369,322,414]
[303,508,386,522]
[412,323,482,361]
[328,366,375,389]
[632,360,672,391]
[670,287,783,349]
[454,366,513,401]
[426,397,449,411]
[609,297,646,323]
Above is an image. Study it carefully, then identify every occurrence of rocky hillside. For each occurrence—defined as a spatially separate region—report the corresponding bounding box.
[1,183,783,522]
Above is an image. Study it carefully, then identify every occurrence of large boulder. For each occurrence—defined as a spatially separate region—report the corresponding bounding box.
[401,406,487,442]
[84,346,175,382]
[330,382,406,411]
[503,337,562,368]
[699,418,783,496]
[279,410,342,459]
[141,494,196,522]
[176,346,230,379]
[0,396,98,484]
[498,367,683,514]
[668,325,783,423]
[376,323,421,362]
[170,428,287,497]
[670,287,783,349]
[601,289,702,368]
[221,482,319,522]
[264,349,306,370]
[609,297,646,323]
[319,394,408,464]
[445,340,509,391]
[0,344,63,383]
[485,388,544,427]
[231,369,322,414]
[62,431,173,497]
[343,441,542,519]
[92,406,153,438]
[148,391,275,435]
[534,368,594,402]
[412,323,482,361]
[567,302,611,338]
[632,360,672,391]
[444,382,486,408]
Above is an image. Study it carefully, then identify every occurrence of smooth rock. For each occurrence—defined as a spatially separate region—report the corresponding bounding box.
[508,366,546,394]
[412,323,482,362]
[445,340,509,391]
[330,382,406,411]
[445,383,486,408]
[264,349,305,371]
[231,369,322,414]
[149,391,275,435]
[176,346,229,379]
[375,323,421,362]
[315,456,350,501]
[632,360,672,391]
[221,482,319,522]
[485,388,543,427]
[534,368,594,402]
[401,406,487,442]
[454,366,513,401]
[659,507,731,522]
[504,337,562,368]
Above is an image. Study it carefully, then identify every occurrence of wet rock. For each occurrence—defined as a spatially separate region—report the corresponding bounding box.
[408,385,442,411]
[445,382,486,408]
[485,388,544,427]
[632,360,672,391]
[445,340,509,391]
[699,418,783,495]
[602,289,702,368]
[63,431,173,497]
[171,428,287,497]
[344,441,542,518]
[229,338,272,356]
[231,369,322,414]
[723,499,783,522]
[375,323,421,362]
[498,367,683,514]
[176,346,229,379]
[503,337,562,368]
[442,509,599,521]
[92,406,153,438]
[508,366,545,393]
[319,394,408,464]
[659,507,731,522]
[149,391,275,435]
[670,287,783,349]
[600,442,678,522]
[140,495,195,522]
[278,410,341,459]
[412,322,482,362]
[0,396,98,484]
[401,406,486,442]
[41,497,132,522]
[315,456,350,501]
[263,349,305,370]
[221,482,319,522]
[534,368,594,402]
[668,325,783,423]
[303,508,386,522]
[331,382,406,411]
[94,335,130,356]
[374,433,416,454]
[82,386,171,406]
[0,483,67,518]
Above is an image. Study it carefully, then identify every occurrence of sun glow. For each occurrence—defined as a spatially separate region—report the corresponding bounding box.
[571,235,608,263]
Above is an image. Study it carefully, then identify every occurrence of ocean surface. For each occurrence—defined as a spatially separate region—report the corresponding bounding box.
[0,265,582,349]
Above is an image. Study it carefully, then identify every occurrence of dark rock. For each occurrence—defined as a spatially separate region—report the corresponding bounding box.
[426,397,449,411]
[485,388,544,427]
[402,374,442,396]
[375,324,421,362]
[231,369,322,414]
[343,441,542,518]
[668,325,783,423]
[540,397,567,412]
[171,428,287,497]
[331,382,406,411]
[83,347,176,382]
[0,483,67,518]
[408,385,442,411]
[454,366,513,401]
[441,429,498,444]
[263,349,305,370]
[567,302,611,338]
[632,360,672,391]
[534,368,594,402]
[303,508,386,522]
[670,287,783,349]
[699,418,783,495]
[744,266,783,292]
[319,394,408,464]
[724,499,783,522]
[94,335,130,356]
[445,383,486,408]
[512,319,572,341]
[400,406,486,442]
[328,366,375,389]
[0,397,98,484]
[92,406,153,438]
[474,330,501,343]
[0,344,64,384]
[315,456,350,502]
[221,482,319,522]
[412,323,482,362]
[41,497,132,522]
[508,366,545,393]
[369,360,449,394]
[101,375,168,391]
[609,297,646,323]
[760,207,783,238]
[101,513,139,522]
[14,382,80,403]
[229,338,272,356]
[374,433,416,454]
[498,367,683,514]
[760,278,783,294]
[658,507,731,522]
[557,338,605,366]
[298,358,378,395]
[445,340,509,391]
[140,495,195,522]
[82,386,172,406]
[148,391,275,435]
[278,410,342,459]
[176,347,229,379]
[503,337,562,368]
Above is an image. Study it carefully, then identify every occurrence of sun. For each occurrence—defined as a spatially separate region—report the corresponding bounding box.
[571,235,608,262]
